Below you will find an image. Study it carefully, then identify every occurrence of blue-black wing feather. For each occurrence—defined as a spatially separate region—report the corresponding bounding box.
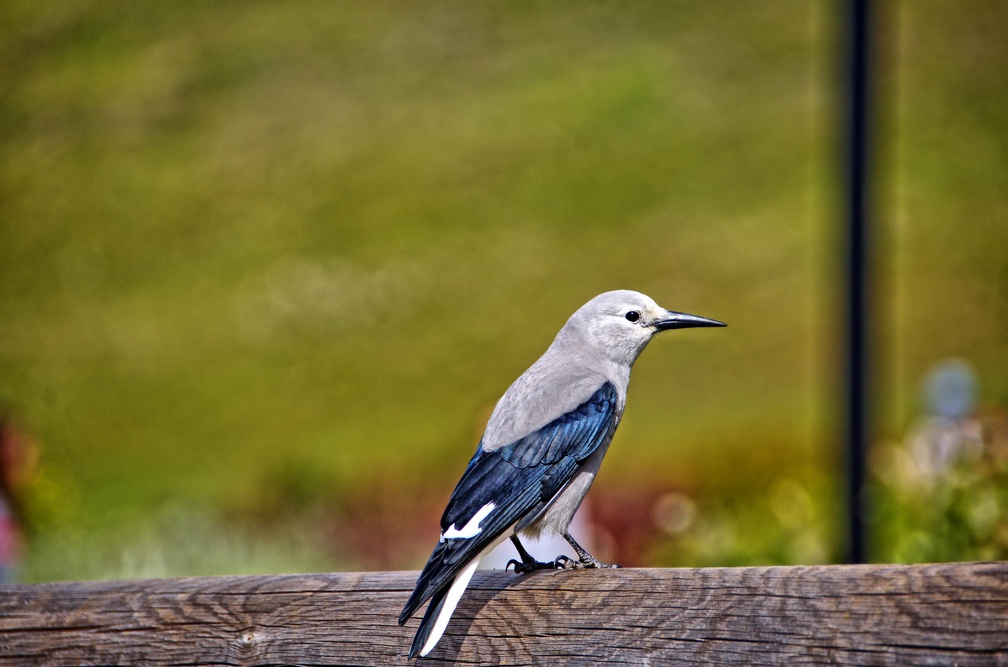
[399,382,617,624]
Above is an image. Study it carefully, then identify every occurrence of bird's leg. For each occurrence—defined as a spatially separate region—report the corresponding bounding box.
[560,531,620,570]
[506,535,565,573]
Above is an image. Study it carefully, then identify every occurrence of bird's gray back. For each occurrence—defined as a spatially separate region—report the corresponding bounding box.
[481,327,629,451]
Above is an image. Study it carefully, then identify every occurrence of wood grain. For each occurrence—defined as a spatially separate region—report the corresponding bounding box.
[1,562,1006,666]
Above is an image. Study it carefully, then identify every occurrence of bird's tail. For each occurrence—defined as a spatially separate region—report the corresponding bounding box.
[408,557,480,659]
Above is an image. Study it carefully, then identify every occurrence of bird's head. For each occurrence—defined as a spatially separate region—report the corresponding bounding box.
[564,290,726,367]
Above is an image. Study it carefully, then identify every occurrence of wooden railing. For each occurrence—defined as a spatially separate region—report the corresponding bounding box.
[1,562,1006,665]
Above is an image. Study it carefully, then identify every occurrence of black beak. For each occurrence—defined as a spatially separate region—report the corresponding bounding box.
[653,310,727,331]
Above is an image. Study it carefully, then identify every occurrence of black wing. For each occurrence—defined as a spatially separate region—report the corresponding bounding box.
[399,381,617,623]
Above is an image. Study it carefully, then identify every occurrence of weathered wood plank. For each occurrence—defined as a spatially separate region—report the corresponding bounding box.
[1,562,1005,666]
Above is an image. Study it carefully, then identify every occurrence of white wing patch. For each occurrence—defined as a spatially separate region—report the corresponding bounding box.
[439,502,495,542]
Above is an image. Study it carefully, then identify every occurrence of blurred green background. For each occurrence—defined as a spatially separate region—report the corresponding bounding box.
[0,1,1005,582]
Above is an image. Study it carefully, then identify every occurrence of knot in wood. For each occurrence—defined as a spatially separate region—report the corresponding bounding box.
[230,627,261,658]
[225,628,270,664]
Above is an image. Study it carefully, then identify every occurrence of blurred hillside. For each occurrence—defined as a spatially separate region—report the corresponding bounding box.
[0,1,1005,580]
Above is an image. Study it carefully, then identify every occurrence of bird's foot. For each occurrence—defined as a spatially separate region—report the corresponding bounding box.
[506,557,563,574]
[507,535,571,574]
[582,558,621,569]
[555,554,621,570]
[559,531,620,569]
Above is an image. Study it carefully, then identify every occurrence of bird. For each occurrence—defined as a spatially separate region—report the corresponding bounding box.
[399,290,725,659]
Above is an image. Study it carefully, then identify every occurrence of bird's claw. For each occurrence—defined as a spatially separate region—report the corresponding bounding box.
[553,555,574,570]
[507,557,560,574]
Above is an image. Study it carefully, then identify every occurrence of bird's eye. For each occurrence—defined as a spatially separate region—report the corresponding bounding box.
[624,310,641,323]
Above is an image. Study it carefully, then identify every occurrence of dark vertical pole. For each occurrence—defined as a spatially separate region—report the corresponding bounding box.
[845,0,870,564]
